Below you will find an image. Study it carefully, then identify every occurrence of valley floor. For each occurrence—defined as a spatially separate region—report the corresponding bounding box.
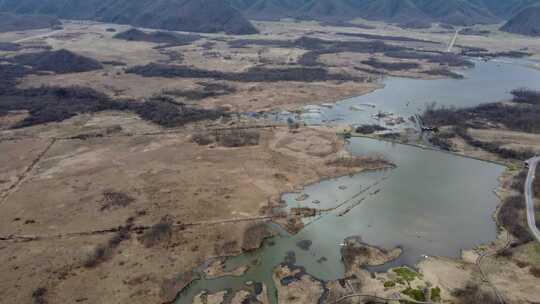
[1,18,540,304]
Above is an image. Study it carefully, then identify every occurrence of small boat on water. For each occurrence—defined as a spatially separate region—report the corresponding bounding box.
[321,103,334,108]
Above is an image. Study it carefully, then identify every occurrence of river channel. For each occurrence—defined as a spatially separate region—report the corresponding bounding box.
[176,58,540,304]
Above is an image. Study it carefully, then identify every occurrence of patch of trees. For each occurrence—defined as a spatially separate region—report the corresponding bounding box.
[455,126,534,160]
[384,50,474,67]
[130,96,225,128]
[163,82,236,101]
[100,191,135,211]
[422,100,539,160]
[452,283,498,304]
[114,28,200,47]
[8,49,103,74]
[428,133,455,151]
[241,223,274,251]
[458,28,491,36]
[355,124,387,134]
[100,60,127,66]
[0,86,123,128]
[0,84,225,129]
[511,88,540,105]
[319,21,375,30]
[518,165,540,197]
[361,58,420,71]
[84,228,130,268]
[227,39,293,49]
[126,63,363,82]
[498,194,532,243]
[460,48,530,58]
[337,32,439,44]
[423,68,463,79]
[140,219,173,248]
[423,97,540,134]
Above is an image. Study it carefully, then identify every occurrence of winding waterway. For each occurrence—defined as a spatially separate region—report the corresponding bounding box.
[177,58,540,304]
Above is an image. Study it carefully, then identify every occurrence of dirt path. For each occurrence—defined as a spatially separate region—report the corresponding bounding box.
[0,139,56,206]
[332,293,435,304]
[476,230,512,304]
[0,215,278,242]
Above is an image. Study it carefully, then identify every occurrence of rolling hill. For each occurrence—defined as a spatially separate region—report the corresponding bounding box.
[0,0,258,35]
[501,5,540,36]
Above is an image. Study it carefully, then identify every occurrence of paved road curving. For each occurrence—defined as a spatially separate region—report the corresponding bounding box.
[525,157,540,243]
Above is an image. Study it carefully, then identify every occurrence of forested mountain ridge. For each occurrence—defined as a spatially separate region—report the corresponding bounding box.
[501,5,540,36]
[227,0,540,26]
[0,0,258,35]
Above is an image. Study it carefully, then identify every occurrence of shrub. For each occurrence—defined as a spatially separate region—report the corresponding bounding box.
[498,194,532,244]
[217,129,260,147]
[393,267,418,282]
[31,287,47,304]
[452,283,498,304]
[356,124,388,134]
[496,248,513,258]
[100,191,135,211]
[402,287,425,301]
[530,266,540,278]
[140,220,173,248]
[84,229,129,267]
[429,134,455,151]
[241,223,274,251]
[384,281,396,288]
[431,287,442,301]
[191,132,215,145]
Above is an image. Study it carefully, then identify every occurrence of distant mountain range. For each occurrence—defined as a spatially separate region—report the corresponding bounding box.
[501,5,540,36]
[228,0,540,27]
[0,0,258,35]
[0,0,539,36]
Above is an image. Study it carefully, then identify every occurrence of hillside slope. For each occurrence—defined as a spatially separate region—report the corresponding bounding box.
[228,0,540,26]
[0,0,258,35]
[501,5,540,36]
[0,13,61,32]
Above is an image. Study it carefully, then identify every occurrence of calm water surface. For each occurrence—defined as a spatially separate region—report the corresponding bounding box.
[176,59,540,303]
